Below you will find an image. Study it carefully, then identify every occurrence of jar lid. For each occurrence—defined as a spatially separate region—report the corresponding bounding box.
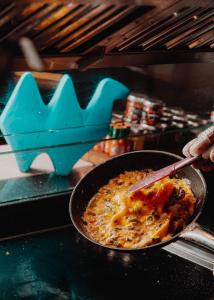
[157,123,169,131]
[187,120,200,127]
[168,107,185,116]
[140,123,157,131]
[172,115,187,122]
[128,93,164,108]
[160,117,172,124]
[186,113,198,120]
[110,123,130,138]
[171,121,185,129]
[143,98,164,109]
[162,111,173,118]
[127,94,147,103]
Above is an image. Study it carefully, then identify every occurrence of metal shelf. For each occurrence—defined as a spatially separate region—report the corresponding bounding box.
[0,0,213,70]
[13,50,214,71]
[0,125,206,206]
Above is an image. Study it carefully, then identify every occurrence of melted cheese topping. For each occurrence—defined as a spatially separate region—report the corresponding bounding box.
[83,170,197,249]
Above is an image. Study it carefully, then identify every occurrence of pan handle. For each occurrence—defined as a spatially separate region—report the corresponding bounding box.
[180,223,214,251]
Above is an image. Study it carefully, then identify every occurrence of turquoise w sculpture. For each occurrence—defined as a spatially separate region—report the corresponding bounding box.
[0,72,129,175]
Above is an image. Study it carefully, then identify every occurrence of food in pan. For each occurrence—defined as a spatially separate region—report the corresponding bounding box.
[83,170,197,249]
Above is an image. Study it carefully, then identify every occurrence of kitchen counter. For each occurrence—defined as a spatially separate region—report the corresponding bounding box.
[0,224,213,300]
[0,160,213,300]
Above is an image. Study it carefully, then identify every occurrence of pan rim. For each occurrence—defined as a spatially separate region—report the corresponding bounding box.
[69,150,207,251]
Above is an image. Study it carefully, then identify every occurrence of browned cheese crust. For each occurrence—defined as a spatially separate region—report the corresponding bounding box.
[83,171,197,249]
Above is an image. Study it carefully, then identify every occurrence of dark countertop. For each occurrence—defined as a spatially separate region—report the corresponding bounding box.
[0,224,213,300]
[0,166,213,300]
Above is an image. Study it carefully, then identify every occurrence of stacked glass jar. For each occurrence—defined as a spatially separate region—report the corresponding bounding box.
[93,123,131,156]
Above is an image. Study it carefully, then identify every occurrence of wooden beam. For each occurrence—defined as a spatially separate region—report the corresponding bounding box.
[13,50,214,72]
[14,71,63,88]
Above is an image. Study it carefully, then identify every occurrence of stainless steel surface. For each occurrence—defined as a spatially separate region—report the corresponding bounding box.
[181,223,214,252]
[163,239,214,271]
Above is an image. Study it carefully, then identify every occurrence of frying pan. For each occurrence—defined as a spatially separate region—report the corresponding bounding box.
[69,150,214,252]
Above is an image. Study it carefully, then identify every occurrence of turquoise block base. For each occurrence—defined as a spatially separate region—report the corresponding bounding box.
[0,72,129,175]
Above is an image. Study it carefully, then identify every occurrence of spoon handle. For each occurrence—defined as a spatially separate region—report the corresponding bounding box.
[172,155,200,173]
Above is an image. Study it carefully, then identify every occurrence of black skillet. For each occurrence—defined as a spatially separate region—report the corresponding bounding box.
[69,150,214,252]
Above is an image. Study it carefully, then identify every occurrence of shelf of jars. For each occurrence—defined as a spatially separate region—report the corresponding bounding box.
[0,124,210,206]
[83,91,212,162]
[0,92,212,206]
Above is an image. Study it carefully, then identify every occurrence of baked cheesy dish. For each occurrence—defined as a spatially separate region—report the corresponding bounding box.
[83,170,197,249]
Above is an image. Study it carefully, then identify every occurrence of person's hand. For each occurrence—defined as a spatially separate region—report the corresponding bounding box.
[183,126,214,172]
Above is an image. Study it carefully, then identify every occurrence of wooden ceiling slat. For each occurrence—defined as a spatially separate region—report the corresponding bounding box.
[0,2,45,38]
[0,2,15,18]
[117,7,201,51]
[80,0,192,54]
[140,7,207,49]
[33,4,86,50]
[165,21,214,49]
[0,9,18,28]
[0,3,58,41]
[32,5,73,32]
[20,2,44,17]
[0,0,213,71]
[188,30,214,48]
[61,5,136,52]
[36,4,99,51]
[56,5,121,50]
[142,8,214,49]
[81,0,181,53]
[164,10,214,49]
[54,4,114,50]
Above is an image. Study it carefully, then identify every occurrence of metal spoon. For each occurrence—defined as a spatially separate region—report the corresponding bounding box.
[128,155,201,193]
[128,144,214,193]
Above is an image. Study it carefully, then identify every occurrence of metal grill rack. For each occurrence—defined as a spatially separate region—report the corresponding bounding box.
[0,0,213,70]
